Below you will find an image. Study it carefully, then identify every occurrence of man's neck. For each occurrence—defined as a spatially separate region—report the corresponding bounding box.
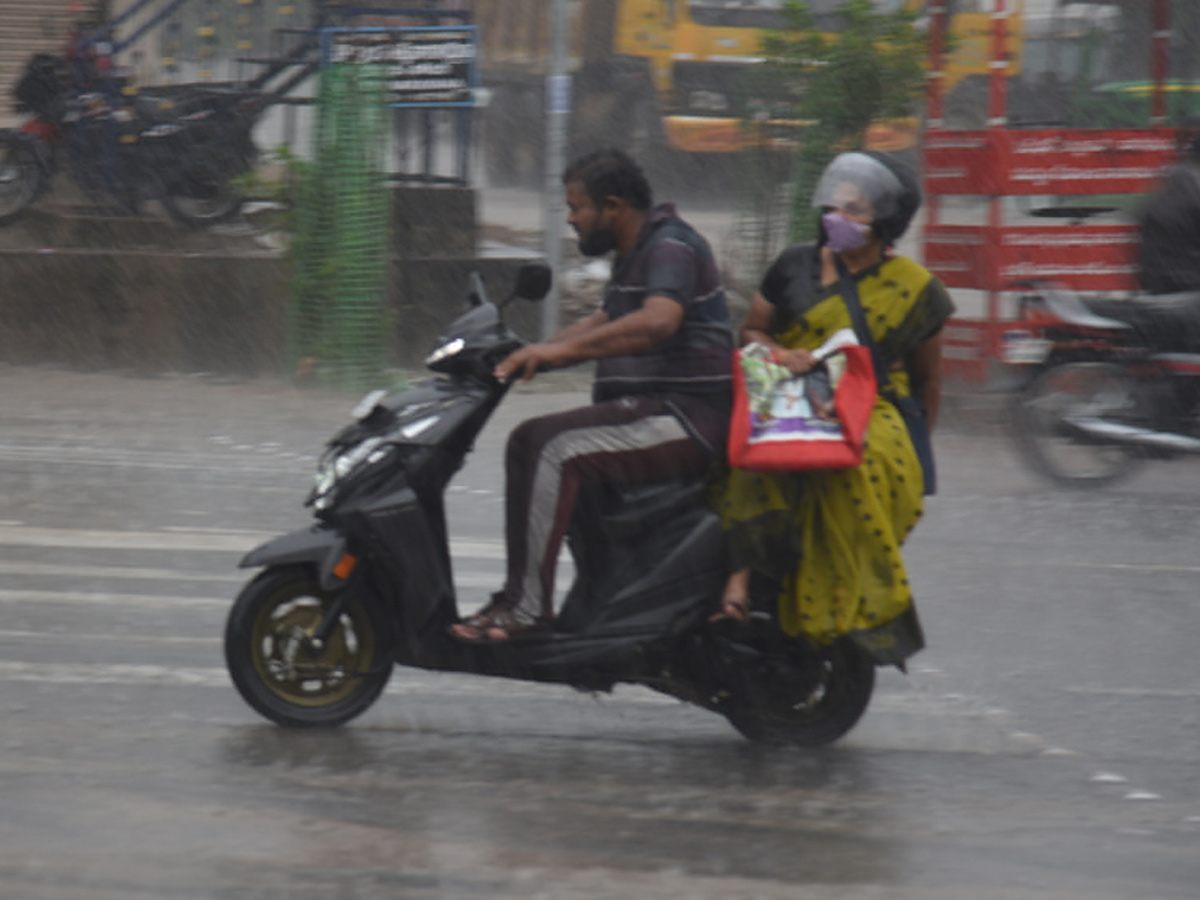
[615,208,651,258]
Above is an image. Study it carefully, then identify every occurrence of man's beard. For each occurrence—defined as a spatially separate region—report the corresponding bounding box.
[578,225,617,257]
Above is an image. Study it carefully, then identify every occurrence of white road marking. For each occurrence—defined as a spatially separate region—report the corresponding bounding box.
[0,561,244,582]
[0,630,217,647]
[0,524,507,560]
[1125,790,1163,801]
[0,588,230,609]
[0,575,565,610]
[1050,560,1200,574]
[0,660,230,687]
[0,442,311,474]
[1064,685,1200,699]
[0,659,984,716]
[0,525,271,552]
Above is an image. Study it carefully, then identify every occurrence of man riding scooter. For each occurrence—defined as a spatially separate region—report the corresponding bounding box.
[1136,119,1200,295]
[451,148,735,643]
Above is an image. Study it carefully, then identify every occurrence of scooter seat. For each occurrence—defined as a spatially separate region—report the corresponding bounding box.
[592,479,708,542]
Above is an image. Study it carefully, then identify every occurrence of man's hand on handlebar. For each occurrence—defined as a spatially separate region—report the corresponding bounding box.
[494,343,569,383]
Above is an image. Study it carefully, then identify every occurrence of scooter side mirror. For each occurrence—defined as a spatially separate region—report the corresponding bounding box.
[513,261,552,302]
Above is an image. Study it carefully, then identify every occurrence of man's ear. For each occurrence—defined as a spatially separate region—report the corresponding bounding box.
[601,195,624,218]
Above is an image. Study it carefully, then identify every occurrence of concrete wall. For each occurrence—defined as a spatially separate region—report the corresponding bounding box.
[0,245,288,375]
[0,187,538,379]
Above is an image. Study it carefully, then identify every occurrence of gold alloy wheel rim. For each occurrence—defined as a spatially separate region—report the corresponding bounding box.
[249,580,376,708]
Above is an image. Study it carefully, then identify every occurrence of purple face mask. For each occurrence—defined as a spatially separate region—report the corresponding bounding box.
[821,211,872,254]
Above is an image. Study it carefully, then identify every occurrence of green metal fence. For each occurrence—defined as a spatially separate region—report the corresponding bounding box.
[288,59,391,391]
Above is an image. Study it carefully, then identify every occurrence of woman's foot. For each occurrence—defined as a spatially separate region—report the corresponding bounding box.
[709,568,751,624]
[709,592,750,624]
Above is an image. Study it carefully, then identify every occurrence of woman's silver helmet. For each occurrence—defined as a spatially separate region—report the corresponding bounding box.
[812,151,922,247]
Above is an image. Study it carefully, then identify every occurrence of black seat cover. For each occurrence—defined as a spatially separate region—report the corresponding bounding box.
[1087,292,1200,353]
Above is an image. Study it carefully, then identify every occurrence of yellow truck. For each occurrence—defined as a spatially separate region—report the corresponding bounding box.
[472,0,1021,183]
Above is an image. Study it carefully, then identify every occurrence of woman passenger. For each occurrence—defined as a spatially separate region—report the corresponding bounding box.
[713,151,953,666]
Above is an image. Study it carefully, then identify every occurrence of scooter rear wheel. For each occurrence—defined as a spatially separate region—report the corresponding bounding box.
[722,636,875,747]
[1012,361,1144,488]
[224,564,392,727]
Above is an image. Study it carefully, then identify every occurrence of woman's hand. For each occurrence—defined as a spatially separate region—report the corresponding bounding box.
[741,292,815,375]
[774,347,816,375]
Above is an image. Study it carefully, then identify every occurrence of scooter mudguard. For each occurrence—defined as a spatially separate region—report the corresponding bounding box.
[239,524,349,591]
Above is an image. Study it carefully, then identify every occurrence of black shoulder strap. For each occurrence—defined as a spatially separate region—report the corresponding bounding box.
[834,255,889,394]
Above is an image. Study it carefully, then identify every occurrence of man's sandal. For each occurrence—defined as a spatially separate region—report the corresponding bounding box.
[709,592,750,624]
[449,592,506,642]
[449,596,551,643]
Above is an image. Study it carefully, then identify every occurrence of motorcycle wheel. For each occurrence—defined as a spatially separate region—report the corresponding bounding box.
[160,165,244,228]
[0,135,42,224]
[1012,361,1144,488]
[722,636,875,747]
[224,564,393,727]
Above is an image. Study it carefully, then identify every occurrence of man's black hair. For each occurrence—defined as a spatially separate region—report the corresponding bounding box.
[563,148,653,212]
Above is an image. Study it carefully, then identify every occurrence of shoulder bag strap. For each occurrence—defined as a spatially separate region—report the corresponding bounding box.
[836,256,937,494]
[834,255,889,395]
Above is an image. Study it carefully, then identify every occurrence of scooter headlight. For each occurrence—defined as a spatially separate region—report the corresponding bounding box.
[425,337,465,369]
[309,436,389,509]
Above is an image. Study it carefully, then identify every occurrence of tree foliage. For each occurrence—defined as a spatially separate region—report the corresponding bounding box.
[761,0,927,239]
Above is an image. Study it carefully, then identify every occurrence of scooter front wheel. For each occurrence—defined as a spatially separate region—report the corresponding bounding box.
[722,636,875,747]
[224,564,393,727]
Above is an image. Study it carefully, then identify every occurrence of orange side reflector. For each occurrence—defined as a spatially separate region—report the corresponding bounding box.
[332,554,358,580]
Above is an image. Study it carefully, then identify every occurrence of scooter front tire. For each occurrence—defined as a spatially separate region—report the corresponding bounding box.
[224,564,393,727]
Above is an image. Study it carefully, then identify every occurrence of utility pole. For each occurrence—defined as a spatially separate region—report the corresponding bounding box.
[541,0,570,340]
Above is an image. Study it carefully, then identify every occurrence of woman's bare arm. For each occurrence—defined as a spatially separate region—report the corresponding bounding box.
[740,292,815,375]
[906,332,944,430]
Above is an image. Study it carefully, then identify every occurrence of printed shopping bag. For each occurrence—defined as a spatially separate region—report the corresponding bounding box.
[728,329,877,472]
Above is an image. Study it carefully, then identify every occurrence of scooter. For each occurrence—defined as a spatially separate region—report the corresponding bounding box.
[1006,281,1200,487]
[223,263,876,746]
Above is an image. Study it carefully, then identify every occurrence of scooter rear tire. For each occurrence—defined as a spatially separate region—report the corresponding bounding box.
[722,637,875,747]
[224,564,393,727]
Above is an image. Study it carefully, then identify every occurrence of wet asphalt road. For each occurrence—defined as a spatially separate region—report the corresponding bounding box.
[0,364,1198,899]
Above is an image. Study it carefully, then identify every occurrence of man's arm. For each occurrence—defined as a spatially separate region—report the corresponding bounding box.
[545,308,609,344]
[495,294,684,382]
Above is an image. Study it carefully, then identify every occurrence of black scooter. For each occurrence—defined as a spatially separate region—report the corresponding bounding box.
[223,263,876,746]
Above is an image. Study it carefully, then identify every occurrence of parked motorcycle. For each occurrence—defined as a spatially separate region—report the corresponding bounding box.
[1006,281,1200,487]
[223,263,877,747]
[0,53,263,228]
